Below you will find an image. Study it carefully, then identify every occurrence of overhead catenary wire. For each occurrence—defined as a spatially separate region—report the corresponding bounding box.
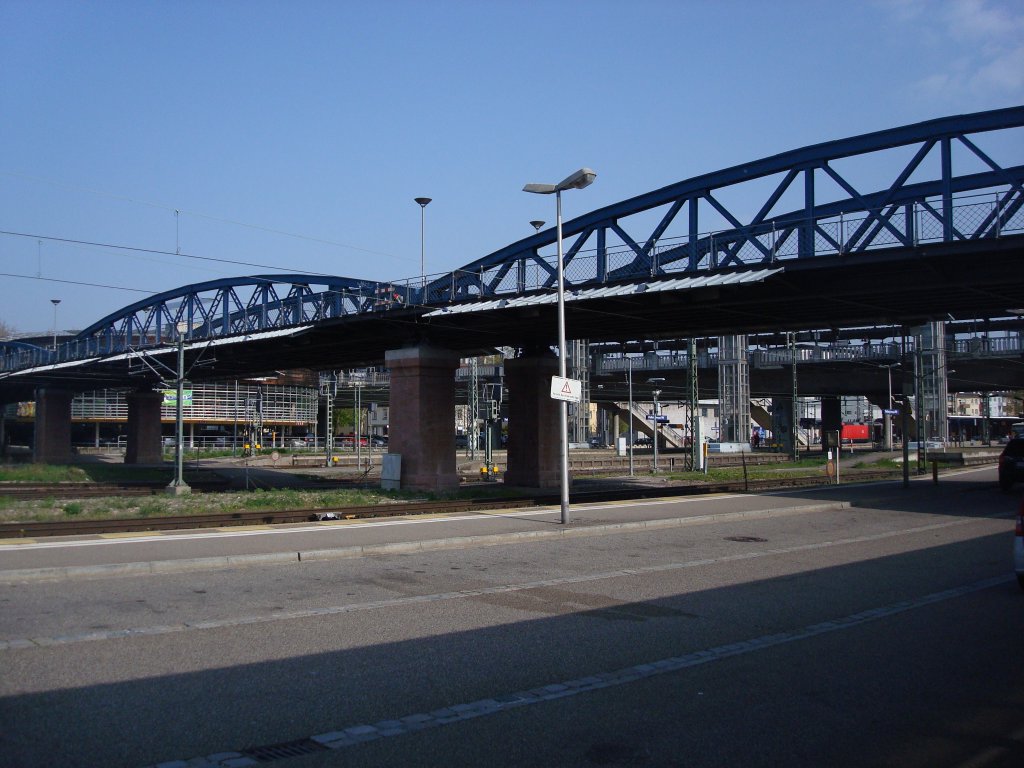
[0,271,153,293]
[0,229,324,275]
[0,170,408,262]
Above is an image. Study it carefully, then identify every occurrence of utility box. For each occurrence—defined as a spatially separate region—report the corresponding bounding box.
[381,453,401,490]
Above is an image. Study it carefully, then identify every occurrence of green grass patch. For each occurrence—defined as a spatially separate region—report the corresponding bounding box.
[241,489,303,509]
[0,464,90,483]
[661,467,743,483]
[853,458,901,470]
[62,502,83,517]
[136,499,169,517]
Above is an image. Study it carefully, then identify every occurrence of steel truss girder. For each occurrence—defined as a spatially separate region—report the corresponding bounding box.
[72,275,402,358]
[429,106,1023,302]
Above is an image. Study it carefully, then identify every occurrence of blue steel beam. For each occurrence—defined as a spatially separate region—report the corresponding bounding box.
[71,274,410,358]
[427,105,1024,302]
[646,166,1024,278]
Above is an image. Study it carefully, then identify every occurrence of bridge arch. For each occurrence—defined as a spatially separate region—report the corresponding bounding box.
[72,274,412,357]
[429,106,1024,302]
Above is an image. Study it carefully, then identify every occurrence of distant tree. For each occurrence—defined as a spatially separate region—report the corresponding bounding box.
[1012,391,1024,418]
[0,318,15,339]
[332,407,355,434]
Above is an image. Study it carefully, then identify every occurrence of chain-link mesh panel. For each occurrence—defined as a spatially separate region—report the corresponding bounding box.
[865,212,906,249]
[916,206,945,242]
[564,252,597,284]
[955,201,993,238]
[1006,202,1024,233]
[606,247,640,275]
[728,234,774,265]
[486,266,519,295]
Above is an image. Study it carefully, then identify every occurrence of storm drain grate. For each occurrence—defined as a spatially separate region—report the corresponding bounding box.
[242,737,329,762]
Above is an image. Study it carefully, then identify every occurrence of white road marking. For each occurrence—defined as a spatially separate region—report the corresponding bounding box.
[139,573,1014,768]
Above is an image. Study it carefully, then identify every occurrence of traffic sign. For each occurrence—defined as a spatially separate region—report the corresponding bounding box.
[550,376,582,403]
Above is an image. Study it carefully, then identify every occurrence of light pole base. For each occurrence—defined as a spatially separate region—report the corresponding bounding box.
[165,482,192,496]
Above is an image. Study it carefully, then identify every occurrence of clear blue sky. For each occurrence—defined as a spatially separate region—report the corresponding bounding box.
[2,0,1022,334]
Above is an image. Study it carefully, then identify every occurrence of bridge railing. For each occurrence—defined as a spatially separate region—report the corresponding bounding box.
[592,335,1021,375]
[950,335,1022,356]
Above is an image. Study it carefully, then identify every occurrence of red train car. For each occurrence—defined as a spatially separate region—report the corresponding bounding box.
[840,424,871,442]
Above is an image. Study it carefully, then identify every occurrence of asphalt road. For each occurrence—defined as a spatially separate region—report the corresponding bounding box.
[1,466,1021,768]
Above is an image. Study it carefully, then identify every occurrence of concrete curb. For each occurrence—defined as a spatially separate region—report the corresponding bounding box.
[0,501,850,584]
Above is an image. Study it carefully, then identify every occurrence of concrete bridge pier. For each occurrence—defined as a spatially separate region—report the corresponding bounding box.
[125,389,164,464]
[33,388,73,464]
[385,344,460,492]
[503,351,560,489]
[770,397,796,454]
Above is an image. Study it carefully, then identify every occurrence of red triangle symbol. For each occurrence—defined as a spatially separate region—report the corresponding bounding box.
[561,381,573,394]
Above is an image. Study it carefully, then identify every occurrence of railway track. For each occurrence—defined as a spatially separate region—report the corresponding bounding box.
[0,479,233,501]
[0,469,904,538]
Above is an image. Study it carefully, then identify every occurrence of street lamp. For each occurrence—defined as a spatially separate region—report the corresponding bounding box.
[530,220,545,232]
[648,377,665,472]
[523,167,597,524]
[880,362,900,451]
[414,197,431,289]
[50,298,61,351]
[626,356,635,477]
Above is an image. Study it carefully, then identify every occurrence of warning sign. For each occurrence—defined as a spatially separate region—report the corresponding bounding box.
[550,376,582,403]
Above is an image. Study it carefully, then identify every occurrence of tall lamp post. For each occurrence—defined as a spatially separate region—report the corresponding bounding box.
[414,197,431,289]
[648,377,665,472]
[881,362,899,451]
[50,299,61,351]
[627,357,635,477]
[523,167,597,525]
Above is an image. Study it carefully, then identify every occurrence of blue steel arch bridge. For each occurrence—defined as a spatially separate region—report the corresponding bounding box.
[1,106,1022,401]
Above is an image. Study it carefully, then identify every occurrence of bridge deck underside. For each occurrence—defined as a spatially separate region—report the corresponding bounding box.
[1,237,1021,401]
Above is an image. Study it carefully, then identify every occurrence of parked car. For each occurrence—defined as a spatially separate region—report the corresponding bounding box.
[998,438,1024,490]
[1015,499,1024,591]
[588,436,606,449]
[336,434,369,447]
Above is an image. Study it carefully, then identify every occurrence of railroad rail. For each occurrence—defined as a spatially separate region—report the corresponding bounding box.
[0,478,233,500]
[0,468,909,538]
